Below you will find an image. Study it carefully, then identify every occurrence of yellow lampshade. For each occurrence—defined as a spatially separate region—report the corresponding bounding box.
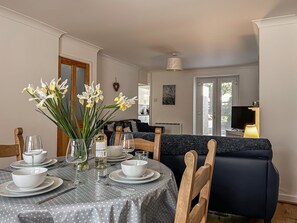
[244,125,259,138]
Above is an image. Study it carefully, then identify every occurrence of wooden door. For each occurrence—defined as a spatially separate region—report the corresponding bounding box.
[57,56,90,156]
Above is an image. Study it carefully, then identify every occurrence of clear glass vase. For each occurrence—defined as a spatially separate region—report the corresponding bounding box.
[77,138,93,171]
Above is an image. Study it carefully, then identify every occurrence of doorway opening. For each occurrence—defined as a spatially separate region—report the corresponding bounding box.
[138,84,150,123]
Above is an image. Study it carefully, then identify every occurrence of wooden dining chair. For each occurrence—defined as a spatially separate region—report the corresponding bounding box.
[114,126,162,161]
[0,127,24,161]
[174,139,217,223]
[14,127,24,159]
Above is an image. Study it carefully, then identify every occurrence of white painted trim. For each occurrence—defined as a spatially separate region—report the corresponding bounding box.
[101,53,140,69]
[253,14,297,28]
[192,76,197,135]
[279,193,297,204]
[0,6,65,37]
[62,34,102,52]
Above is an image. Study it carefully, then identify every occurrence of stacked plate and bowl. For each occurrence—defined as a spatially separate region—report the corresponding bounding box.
[0,151,63,197]
[108,156,161,184]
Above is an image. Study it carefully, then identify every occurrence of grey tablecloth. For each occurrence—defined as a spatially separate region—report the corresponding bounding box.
[0,159,178,223]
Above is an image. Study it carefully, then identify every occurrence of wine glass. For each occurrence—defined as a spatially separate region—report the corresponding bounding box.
[24,135,43,167]
[65,139,87,186]
[120,133,135,160]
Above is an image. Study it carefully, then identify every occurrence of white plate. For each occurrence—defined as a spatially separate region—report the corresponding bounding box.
[116,169,155,181]
[6,177,54,193]
[107,154,133,162]
[0,177,63,197]
[17,158,53,167]
[109,169,160,184]
[107,154,126,159]
[10,159,57,169]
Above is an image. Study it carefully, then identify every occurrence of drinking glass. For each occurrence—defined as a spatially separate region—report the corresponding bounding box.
[65,139,87,186]
[135,151,149,161]
[120,133,135,160]
[24,135,43,167]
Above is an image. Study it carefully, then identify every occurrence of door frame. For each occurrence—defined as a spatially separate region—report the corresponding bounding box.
[193,75,239,135]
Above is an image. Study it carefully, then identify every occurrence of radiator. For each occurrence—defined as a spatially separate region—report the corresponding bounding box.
[155,122,182,134]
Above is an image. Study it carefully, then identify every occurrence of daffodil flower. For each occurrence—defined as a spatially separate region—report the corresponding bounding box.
[23,77,136,159]
[22,84,35,95]
[114,93,137,111]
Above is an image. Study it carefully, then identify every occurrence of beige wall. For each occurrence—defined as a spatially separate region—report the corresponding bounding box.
[97,54,139,120]
[150,64,259,134]
[0,8,102,168]
[0,8,63,167]
[255,15,297,203]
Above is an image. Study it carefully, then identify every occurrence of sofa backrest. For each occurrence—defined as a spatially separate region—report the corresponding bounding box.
[110,133,272,160]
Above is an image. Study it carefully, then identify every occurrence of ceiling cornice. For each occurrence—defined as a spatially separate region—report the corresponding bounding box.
[0,6,65,37]
[61,34,102,52]
[253,14,297,28]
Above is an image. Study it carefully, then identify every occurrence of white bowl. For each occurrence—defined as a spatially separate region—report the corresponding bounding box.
[121,160,148,177]
[23,150,47,164]
[107,146,123,157]
[12,167,48,189]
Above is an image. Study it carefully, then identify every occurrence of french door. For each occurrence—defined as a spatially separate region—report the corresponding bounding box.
[57,57,90,156]
[195,76,238,136]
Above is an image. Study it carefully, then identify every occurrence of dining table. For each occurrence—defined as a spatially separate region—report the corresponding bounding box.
[0,157,178,223]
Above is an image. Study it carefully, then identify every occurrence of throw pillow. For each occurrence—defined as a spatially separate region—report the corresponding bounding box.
[130,120,138,132]
[123,126,132,132]
[107,122,115,131]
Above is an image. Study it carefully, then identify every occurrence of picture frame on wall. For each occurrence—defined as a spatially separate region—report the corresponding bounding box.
[162,85,176,105]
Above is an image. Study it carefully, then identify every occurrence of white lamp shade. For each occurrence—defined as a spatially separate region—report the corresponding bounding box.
[166,57,182,71]
[244,125,259,138]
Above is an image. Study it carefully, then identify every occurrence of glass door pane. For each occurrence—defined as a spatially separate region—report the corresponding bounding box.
[196,78,216,135]
[76,67,86,120]
[202,82,214,135]
[61,64,72,110]
[220,81,233,136]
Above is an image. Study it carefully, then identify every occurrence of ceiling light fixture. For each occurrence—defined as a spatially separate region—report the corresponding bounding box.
[166,53,183,71]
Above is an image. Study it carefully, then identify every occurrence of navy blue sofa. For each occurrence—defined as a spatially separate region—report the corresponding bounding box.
[111,133,279,223]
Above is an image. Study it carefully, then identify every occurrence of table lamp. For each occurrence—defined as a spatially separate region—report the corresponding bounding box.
[244,124,259,138]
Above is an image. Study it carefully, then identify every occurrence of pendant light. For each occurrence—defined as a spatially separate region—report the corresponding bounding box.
[166,53,183,71]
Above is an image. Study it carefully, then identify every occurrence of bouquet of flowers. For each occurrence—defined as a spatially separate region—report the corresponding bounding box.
[23,78,137,169]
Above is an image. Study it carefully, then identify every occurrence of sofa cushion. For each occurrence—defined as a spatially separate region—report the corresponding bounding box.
[130,120,138,132]
[106,122,115,131]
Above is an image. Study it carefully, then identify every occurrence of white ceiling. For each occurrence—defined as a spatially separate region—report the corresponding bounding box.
[0,0,296,70]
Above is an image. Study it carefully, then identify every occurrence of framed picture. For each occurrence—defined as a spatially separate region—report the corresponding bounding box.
[162,85,176,105]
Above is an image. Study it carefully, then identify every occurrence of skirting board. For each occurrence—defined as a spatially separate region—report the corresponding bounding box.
[279,193,297,204]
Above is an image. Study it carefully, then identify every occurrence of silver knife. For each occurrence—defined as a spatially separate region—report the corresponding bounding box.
[37,187,76,204]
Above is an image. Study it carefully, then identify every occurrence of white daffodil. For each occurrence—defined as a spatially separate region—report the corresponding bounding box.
[40,79,47,93]
[22,84,35,95]
[59,79,68,96]
[114,93,137,111]
[49,79,57,92]
[29,87,54,109]
[77,82,104,107]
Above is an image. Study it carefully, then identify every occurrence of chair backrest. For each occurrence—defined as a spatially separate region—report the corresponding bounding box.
[174,139,217,223]
[0,144,21,161]
[0,127,24,161]
[114,126,162,161]
[14,127,24,159]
